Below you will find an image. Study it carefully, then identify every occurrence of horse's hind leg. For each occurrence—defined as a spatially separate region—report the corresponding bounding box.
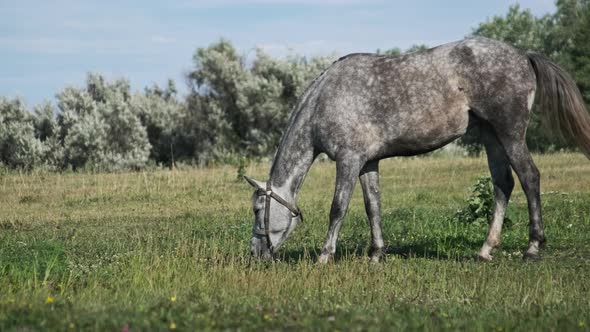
[359,160,384,262]
[499,138,545,259]
[318,154,364,264]
[477,124,515,261]
[486,100,545,259]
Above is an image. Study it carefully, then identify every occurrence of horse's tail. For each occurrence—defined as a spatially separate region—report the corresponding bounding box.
[527,52,590,158]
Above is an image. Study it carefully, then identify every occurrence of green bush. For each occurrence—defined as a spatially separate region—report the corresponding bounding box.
[454,175,516,228]
[0,98,46,170]
[454,176,495,225]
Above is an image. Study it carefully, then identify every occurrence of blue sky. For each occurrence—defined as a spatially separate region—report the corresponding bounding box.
[1,0,556,107]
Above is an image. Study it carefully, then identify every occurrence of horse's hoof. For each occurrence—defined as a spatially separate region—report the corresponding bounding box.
[318,253,333,264]
[369,254,383,263]
[476,253,493,262]
[369,247,385,263]
[523,251,541,261]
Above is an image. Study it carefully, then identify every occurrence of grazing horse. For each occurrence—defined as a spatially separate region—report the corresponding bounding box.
[244,37,590,263]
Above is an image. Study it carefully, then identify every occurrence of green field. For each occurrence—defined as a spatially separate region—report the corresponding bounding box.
[1,153,589,331]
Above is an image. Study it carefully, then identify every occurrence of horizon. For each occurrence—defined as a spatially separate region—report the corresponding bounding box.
[1,0,556,107]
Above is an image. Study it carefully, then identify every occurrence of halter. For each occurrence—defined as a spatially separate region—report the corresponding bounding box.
[253,181,301,252]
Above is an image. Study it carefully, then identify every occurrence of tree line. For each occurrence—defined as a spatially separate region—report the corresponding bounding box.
[1,0,589,171]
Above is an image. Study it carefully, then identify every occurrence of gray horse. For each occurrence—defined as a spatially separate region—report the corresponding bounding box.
[244,37,590,263]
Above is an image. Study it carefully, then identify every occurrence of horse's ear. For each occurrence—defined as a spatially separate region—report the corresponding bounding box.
[243,175,264,190]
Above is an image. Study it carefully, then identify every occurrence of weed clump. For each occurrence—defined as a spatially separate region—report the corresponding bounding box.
[454,176,496,225]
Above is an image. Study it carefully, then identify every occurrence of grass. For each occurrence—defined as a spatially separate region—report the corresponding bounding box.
[0,153,589,331]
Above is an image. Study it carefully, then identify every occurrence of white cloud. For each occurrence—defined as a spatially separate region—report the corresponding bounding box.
[0,36,180,55]
[255,40,334,57]
[151,35,177,44]
[178,0,383,7]
[0,37,132,55]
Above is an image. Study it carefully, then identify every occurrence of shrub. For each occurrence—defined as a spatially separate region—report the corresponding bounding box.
[454,176,496,225]
[57,74,152,171]
[0,98,46,170]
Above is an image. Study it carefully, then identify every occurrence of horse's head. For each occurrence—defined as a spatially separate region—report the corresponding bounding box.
[244,176,302,259]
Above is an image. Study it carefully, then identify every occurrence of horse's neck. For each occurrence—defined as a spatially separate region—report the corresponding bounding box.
[268,127,315,203]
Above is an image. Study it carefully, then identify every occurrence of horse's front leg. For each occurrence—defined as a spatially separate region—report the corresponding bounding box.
[318,156,363,264]
[359,160,384,262]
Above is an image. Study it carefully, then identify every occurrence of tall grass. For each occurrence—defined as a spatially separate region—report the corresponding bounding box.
[1,153,589,330]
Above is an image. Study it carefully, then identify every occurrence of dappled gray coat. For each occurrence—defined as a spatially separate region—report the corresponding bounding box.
[246,37,590,263]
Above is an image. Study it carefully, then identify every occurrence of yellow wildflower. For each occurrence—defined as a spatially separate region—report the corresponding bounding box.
[170,322,177,329]
[45,296,54,304]
[170,296,176,303]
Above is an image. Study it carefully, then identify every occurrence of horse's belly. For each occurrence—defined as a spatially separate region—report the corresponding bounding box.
[372,103,470,158]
